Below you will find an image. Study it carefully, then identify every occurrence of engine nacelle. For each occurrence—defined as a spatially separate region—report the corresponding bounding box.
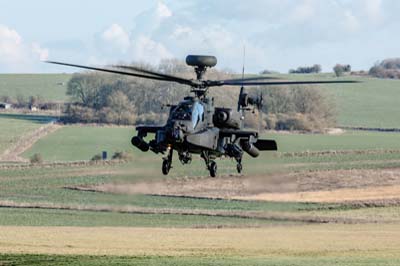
[239,93,261,109]
[213,108,241,129]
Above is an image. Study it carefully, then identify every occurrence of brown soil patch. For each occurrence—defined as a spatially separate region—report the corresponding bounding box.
[80,173,298,198]
[79,168,400,204]
[1,225,400,256]
[236,185,400,203]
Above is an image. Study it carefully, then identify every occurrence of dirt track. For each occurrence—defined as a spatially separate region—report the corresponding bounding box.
[80,168,400,204]
[0,123,60,162]
[236,185,400,203]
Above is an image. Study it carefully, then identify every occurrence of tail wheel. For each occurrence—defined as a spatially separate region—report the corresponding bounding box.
[162,160,171,175]
[209,161,217,177]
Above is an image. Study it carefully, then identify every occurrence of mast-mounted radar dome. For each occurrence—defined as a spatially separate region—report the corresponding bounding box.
[186,55,217,68]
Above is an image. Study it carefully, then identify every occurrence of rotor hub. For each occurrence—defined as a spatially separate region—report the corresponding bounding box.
[185,55,218,97]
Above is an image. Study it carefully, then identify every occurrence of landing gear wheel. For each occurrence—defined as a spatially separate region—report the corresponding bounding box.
[162,147,173,175]
[162,160,171,175]
[236,163,242,174]
[209,161,217,177]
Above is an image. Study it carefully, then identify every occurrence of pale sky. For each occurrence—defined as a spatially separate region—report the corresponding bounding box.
[0,0,399,73]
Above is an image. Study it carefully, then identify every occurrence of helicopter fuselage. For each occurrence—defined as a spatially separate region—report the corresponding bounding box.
[131,94,277,176]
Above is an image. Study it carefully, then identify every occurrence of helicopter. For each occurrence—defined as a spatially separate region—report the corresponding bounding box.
[47,55,357,177]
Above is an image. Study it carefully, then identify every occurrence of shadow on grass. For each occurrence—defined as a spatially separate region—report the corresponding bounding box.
[0,113,55,124]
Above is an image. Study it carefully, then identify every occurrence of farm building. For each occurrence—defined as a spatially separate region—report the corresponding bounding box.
[0,103,12,109]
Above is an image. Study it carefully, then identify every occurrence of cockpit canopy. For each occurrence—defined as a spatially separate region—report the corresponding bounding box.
[171,101,204,129]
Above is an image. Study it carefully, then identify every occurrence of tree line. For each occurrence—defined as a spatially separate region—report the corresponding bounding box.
[369,58,400,79]
[289,64,321,74]
[284,58,400,79]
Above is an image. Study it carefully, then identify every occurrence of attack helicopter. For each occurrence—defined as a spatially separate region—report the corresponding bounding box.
[47,55,356,177]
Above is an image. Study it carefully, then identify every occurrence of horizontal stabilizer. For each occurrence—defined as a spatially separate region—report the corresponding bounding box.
[254,139,277,151]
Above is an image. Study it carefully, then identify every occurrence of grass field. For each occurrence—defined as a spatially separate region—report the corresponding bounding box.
[3,127,400,265]
[269,130,400,151]
[3,73,400,265]
[22,125,400,174]
[3,160,370,266]
[22,126,135,161]
[0,162,329,212]
[0,207,290,227]
[3,122,400,265]
[0,74,70,101]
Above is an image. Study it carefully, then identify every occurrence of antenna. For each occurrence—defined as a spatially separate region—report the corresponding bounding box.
[237,45,246,112]
[241,46,246,85]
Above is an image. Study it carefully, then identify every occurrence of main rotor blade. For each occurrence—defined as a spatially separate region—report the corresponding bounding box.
[45,61,193,85]
[221,76,280,83]
[210,80,360,87]
[114,65,194,86]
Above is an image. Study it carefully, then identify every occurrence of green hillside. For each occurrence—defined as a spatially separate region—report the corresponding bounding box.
[277,73,400,128]
[328,76,400,128]
[0,74,71,101]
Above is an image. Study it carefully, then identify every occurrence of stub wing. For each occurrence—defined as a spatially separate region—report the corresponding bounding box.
[219,129,278,151]
[219,129,258,138]
[136,126,164,134]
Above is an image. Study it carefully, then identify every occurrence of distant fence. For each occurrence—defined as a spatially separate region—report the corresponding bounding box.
[280,149,400,158]
[0,159,128,170]
[340,126,400,132]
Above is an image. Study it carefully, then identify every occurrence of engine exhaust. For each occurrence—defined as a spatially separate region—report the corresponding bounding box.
[241,141,260,158]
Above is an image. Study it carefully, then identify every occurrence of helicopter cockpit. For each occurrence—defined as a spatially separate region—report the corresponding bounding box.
[171,102,192,120]
[171,101,204,129]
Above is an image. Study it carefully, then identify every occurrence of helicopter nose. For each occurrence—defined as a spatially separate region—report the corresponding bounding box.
[167,125,184,141]
[172,127,182,140]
